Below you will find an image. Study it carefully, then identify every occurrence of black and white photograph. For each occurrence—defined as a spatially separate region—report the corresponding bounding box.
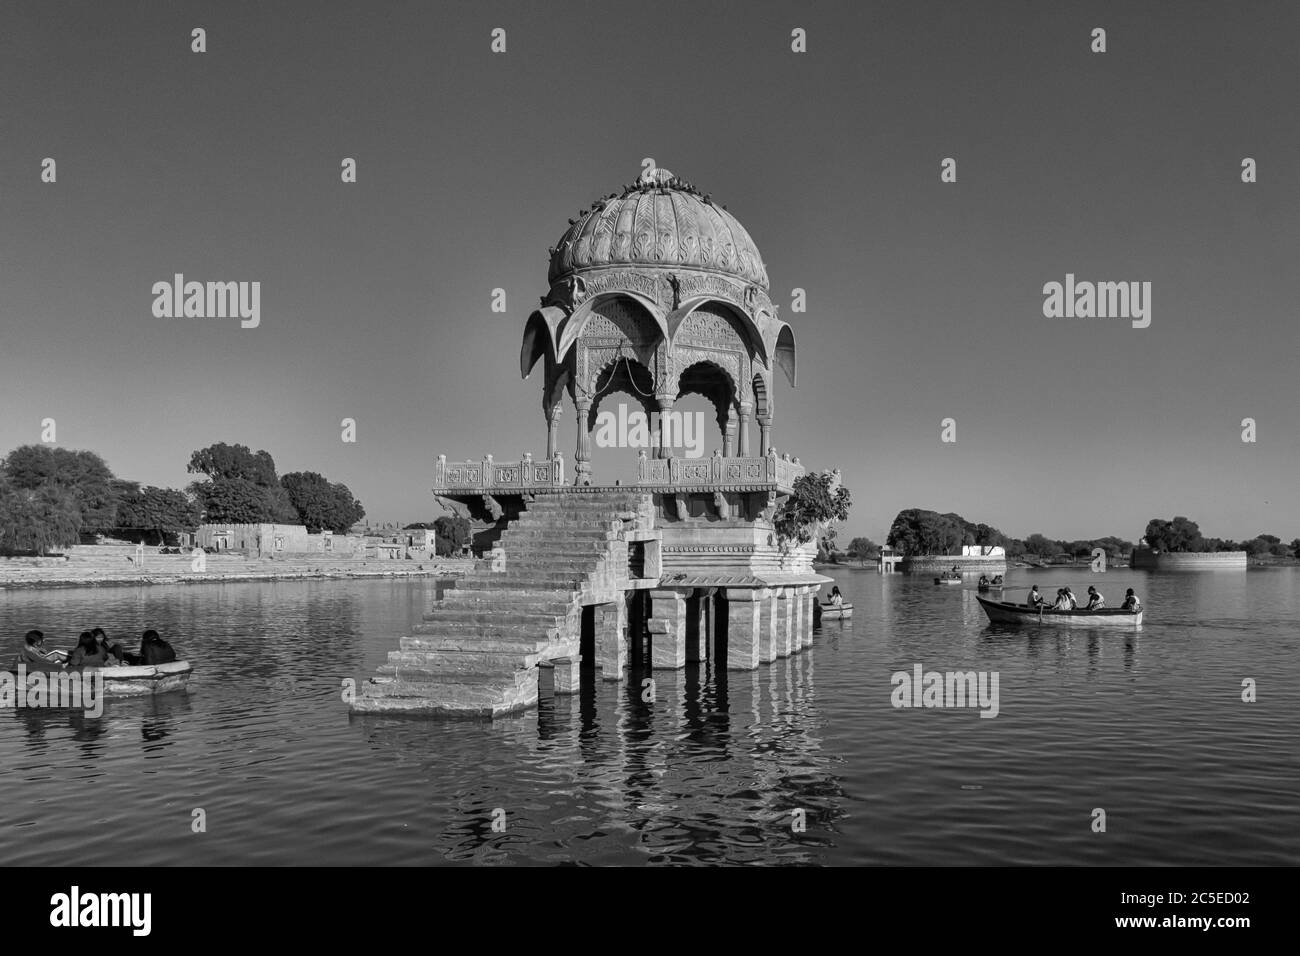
[0,0,1292,936]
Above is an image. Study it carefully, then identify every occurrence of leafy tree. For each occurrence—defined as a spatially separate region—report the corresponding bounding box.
[1023,533,1056,557]
[1244,536,1271,556]
[1143,516,1204,552]
[847,536,877,565]
[1291,539,1300,559]
[115,487,201,545]
[1,445,120,532]
[281,471,366,533]
[0,482,82,554]
[434,515,471,556]
[775,472,851,550]
[187,442,280,487]
[190,478,282,524]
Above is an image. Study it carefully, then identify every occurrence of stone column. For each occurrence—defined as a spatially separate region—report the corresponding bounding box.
[597,601,628,681]
[546,404,562,459]
[791,586,806,652]
[574,399,592,485]
[656,396,674,459]
[759,589,779,663]
[648,589,687,669]
[553,656,581,695]
[758,415,773,457]
[801,588,816,648]
[725,588,762,670]
[723,407,738,458]
[738,402,753,457]
[777,588,795,657]
[685,592,707,663]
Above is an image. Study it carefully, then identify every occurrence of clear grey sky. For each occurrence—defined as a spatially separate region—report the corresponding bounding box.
[2,0,1296,543]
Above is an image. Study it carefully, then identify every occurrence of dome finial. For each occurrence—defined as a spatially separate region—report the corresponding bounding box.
[639,165,674,187]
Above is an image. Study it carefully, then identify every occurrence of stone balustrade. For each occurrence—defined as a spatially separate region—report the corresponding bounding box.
[433,452,565,492]
[636,449,804,492]
[432,449,805,493]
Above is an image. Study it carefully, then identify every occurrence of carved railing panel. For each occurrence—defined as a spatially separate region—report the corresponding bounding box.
[434,453,566,491]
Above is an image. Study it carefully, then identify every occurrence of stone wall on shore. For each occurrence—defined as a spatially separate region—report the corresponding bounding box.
[900,555,1009,574]
[1130,548,1247,570]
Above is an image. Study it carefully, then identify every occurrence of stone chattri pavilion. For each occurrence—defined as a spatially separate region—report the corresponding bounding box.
[351,168,835,717]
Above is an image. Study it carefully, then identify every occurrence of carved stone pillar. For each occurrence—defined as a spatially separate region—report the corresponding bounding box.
[546,405,562,459]
[648,589,687,669]
[738,402,753,457]
[758,415,773,457]
[723,407,738,457]
[574,399,591,485]
[655,395,674,459]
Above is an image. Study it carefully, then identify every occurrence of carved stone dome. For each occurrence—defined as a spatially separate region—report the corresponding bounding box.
[547,168,769,290]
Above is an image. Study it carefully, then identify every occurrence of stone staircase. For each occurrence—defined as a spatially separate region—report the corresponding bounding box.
[352,491,650,717]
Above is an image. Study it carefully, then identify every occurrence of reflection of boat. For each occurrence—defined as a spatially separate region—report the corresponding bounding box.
[976,596,1142,628]
[935,575,962,585]
[818,602,853,620]
[976,584,1004,593]
[4,661,194,697]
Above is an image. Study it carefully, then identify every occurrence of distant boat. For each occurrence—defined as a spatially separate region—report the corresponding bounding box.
[976,595,1142,628]
[819,602,853,620]
[935,574,963,585]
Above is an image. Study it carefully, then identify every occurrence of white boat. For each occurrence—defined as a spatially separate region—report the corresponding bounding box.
[818,602,853,620]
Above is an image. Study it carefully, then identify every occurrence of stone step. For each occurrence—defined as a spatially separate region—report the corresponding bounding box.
[377,657,537,679]
[502,528,617,539]
[384,649,544,674]
[438,588,576,605]
[411,620,557,638]
[423,608,566,626]
[485,558,606,573]
[511,514,625,526]
[400,635,552,653]
[353,675,538,716]
[456,577,584,591]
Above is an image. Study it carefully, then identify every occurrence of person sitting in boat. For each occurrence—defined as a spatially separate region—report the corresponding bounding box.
[1050,588,1073,611]
[18,630,67,668]
[92,627,127,664]
[139,629,178,666]
[1062,587,1079,609]
[1121,588,1141,612]
[992,575,1003,585]
[828,586,844,607]
[978,575,990,587]
[66,631,110,668]
[1027,586,1044,608]
[1084,586,1105,610]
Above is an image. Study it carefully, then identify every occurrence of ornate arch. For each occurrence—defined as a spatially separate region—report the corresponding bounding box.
[666,297,768,365]
[556,291,666,361]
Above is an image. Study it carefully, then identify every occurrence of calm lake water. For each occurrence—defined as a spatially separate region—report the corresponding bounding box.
[1,568,1297,866]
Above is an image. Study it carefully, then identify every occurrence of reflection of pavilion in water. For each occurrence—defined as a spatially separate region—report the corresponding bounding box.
[357,648,846,864]
[353,168,837,718]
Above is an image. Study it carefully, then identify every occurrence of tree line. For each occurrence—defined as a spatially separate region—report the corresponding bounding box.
[828,509,1300,565]
[0,442,366,555]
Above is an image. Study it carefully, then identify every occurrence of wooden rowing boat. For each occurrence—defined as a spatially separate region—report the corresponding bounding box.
[935,575,963,585]
[4,661,194,697]
[976,595,1142,628]
[818,602,853,620]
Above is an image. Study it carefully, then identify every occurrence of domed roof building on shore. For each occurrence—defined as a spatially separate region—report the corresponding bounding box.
[521,167,797,483]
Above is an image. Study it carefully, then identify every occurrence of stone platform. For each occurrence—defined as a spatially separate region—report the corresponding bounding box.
[350,487,829,718]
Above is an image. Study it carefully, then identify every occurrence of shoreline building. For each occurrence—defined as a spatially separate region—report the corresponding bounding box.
[352,168,836,717]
